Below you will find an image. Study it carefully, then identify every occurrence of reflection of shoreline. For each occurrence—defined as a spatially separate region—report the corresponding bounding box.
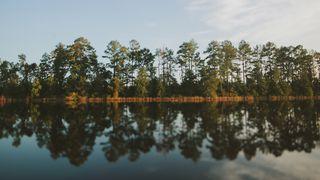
[0,101,319,166]
[0,96,320,105]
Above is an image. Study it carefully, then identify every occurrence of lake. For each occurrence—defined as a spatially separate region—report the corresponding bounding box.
[0,101,319,180]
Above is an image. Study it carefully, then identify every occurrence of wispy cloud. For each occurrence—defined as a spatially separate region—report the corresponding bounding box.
[146,21,158,28]
[186,0,320,49]
[190,30,213,36]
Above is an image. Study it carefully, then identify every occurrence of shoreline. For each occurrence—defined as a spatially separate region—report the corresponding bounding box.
[1,96,320,104]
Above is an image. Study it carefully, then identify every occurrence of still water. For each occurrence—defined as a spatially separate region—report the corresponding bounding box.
[0,101,320,180]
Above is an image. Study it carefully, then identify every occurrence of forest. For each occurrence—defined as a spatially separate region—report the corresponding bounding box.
[0,37,320,99]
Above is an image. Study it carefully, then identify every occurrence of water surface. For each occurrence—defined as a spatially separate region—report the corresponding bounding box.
[0,101,319,180]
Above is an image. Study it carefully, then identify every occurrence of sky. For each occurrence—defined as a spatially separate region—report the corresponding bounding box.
[1,0,320,63]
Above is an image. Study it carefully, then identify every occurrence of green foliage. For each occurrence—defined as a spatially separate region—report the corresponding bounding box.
[67,37,98,96]
[104,40,128,97]
[0,60,19,97]
[89,63,112,97]
[38,53,52,97]
[238,40,252,95]
[155,47,177,96]
[199,67,220,98]
[0,37,319,98]
[156,79,166,97]
[204,40,237,96]
[181,69,199,96]
[31,78,42,98]
[51,43,68,96]
[177,40,201,76]
[134,68,149,97]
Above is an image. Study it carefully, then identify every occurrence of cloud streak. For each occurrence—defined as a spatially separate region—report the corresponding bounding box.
[204,151,320,180]
[186,0,320,49]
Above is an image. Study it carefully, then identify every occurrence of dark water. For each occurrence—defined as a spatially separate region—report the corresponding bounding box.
[0,101,320,180]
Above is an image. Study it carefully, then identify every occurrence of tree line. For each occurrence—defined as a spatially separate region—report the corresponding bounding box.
[1,37,320,98]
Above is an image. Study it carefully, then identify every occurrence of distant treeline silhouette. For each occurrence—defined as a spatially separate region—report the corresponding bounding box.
[0,37,320,99]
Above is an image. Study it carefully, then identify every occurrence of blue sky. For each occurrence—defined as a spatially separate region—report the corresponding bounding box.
[1,0,320,63]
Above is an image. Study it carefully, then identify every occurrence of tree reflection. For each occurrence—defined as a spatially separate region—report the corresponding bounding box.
[0,101,319,166]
